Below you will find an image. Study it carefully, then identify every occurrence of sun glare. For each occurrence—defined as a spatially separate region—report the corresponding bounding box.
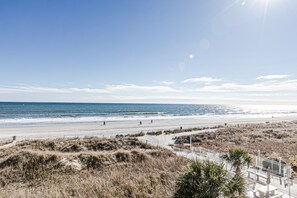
[239,0,281,26]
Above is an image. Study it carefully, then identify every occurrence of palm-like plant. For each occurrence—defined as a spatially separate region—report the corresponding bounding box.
[225,172,246,198]
[220,148,250,197]
[221,148,251,173]
[174,160,228,198]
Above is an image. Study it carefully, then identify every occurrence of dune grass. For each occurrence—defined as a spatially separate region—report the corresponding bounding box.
[0,137,189,198]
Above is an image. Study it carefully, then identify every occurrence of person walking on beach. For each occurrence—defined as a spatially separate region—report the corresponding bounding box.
[140,121,142,125]
[103,121,106,126]
[151,120,153,124]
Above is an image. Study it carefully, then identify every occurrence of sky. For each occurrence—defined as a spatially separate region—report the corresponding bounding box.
[1,0,297,104]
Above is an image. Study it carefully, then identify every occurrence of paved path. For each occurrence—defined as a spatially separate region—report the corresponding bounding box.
[0,140,16,149]
[139,134,297,198]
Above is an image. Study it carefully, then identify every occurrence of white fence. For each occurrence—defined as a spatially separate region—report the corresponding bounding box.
[172,146,293,177]
[171,145,296,197]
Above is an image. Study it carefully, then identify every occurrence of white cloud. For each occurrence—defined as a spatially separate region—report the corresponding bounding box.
[159,81,174,85]
[197,79,297,93]
[0,86,71,94]
[256,74,289,80]
[68,88,108,94]
[105,84,179,93]
[2,78,297,105]
[0,86,107,94]
[183,77,222,84]
[0,84,179,94]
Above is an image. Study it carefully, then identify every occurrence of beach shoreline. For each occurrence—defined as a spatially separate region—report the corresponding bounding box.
[1,113,296,196]
[0,114,296,140]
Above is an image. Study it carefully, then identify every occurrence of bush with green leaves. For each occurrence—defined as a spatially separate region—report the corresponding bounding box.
[221,147,252,173]
[225,172,246,198]
[174,160,228,198]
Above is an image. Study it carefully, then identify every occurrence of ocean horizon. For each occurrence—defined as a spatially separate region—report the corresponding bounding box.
[1,102,297,126]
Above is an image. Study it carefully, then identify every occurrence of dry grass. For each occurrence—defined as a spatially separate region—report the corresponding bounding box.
[124,131,146,137]
[0,137,189,198]
[146,131,163,136]
[162,125,224,135]
[0,139,14,147]
[176,121,297,178]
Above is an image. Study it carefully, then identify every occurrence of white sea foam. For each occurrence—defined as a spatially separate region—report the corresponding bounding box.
[1,111,297,126]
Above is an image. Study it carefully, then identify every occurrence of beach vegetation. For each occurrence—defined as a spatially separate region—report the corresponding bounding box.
[0,137,189,197]
[221,147,251,173]
[174,160,248,198]
[225,172,246,198]
[174,160,228,198]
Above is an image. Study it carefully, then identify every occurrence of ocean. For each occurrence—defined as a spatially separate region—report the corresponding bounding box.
[1,102,297,126]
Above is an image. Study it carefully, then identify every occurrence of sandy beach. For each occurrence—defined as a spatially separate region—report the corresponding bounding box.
[1,113,296,176]
[1,115,297,197]
[0,114,296,140]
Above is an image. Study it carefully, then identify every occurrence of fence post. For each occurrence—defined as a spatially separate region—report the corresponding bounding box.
[258,150,261,168]
[272,158,274,174]
[279,157,282,175]
[190,136,192,152]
